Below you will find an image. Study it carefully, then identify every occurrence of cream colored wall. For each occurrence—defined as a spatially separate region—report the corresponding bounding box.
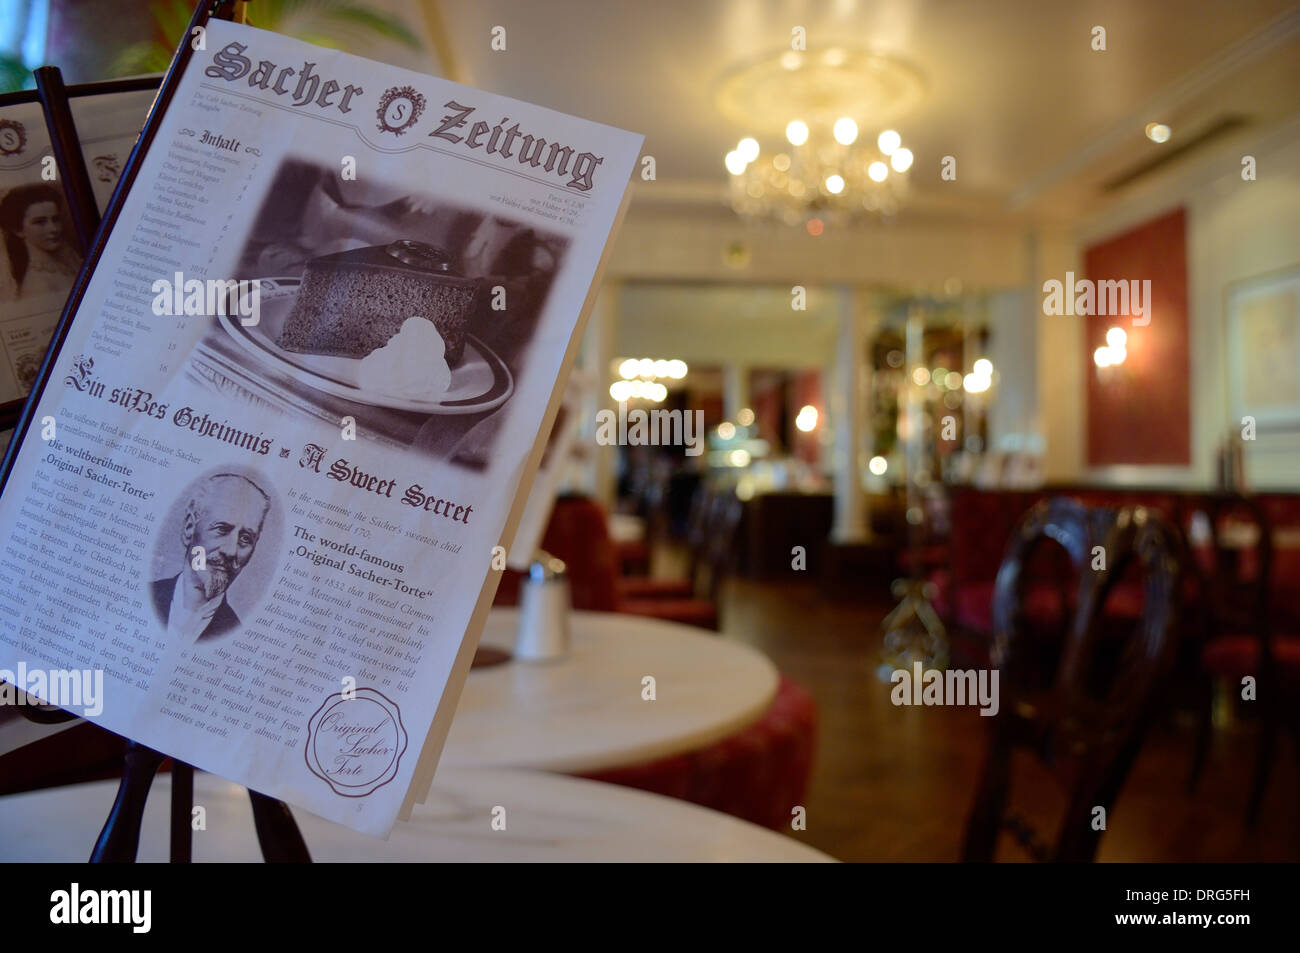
[1078,115,1300,489]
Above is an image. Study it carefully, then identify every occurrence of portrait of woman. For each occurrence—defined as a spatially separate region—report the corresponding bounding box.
[0,183,81,303]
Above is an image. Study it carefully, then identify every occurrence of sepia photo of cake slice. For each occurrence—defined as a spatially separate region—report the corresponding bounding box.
[277,240,482,368]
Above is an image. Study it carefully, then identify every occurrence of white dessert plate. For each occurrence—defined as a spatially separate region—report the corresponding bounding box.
[217,277,513,415]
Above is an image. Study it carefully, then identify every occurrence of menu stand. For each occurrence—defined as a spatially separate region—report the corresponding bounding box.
[84,741,310,862]
[15,0,311,863]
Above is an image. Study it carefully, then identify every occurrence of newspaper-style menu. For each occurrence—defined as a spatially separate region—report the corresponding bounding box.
[0,20,641,835]
[0,84,159,408]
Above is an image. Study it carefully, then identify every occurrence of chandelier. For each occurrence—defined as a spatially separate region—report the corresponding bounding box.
[713,46,925,228]
[726,122,912,227]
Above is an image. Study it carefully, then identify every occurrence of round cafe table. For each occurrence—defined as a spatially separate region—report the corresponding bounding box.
[0,769,832,862]
[443,609,780,773]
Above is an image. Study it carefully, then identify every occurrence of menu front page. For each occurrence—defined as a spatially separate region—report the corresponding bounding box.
[0,20,641,835]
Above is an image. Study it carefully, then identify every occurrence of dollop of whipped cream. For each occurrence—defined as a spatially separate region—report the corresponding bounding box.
[357,316,452,399]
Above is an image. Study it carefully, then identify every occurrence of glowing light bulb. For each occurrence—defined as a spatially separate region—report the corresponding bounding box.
[737,137,760,163]
[890,147,913,173]
[833,117,858,145]
[1106,327,1127,349]
[825,174,845,194]
[786,120,809,147]
[868,161,888,182]
[1145,122,1171,143]
[877,129,901,155]
[973,358,993,377]
[725,151,746,175]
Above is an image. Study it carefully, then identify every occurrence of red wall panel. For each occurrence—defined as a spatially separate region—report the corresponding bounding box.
[1084,207,1190,466]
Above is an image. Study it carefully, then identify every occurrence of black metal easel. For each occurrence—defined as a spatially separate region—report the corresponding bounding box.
[11,0,310,862]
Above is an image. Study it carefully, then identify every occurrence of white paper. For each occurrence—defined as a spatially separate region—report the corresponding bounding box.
[0,21,641,834]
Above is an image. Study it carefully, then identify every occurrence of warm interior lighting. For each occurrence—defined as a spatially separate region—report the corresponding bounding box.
[867,161,888,182]
[729,448,752,467]
[868,455,888,475]
[737,408,755,426]
[877,129,901,155]
[833,117,858,145]
[1145,122,1171,143]
[725,150,746,175]
[717,421,736,440]
[795,405,819,432]
[737,137,760,162]
[825,174,845,194]
[806,217,824,236]
[618,358,639,380]
[889,147,913,172]
[666,359,688,379]
[963,358,994,394]
[911,367,930,386]
[785,120,809,146]
[1094,339,1128,368]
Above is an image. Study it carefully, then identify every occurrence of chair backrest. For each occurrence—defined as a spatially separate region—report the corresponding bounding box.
[539,496,620,612]
[682,482,717,583]
[700,491,745,605]
[965,498,1180,862]
[1204,492,1273,639]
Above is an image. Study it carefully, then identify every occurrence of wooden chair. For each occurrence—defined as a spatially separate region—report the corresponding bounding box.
[619,490,745,631]
[617,482,715,600]
[962,498,1180,862]
[1186,492,1299,825]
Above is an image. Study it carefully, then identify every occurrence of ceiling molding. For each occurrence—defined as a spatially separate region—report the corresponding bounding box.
[1008,5,1300,210]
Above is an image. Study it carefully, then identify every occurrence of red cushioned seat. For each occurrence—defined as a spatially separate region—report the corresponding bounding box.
[576,674,817,830]
[1104,580,1145,619]
[1202,634,1300,679]
[615,539,651,576]
[619,597,718,631]
[954,581,1066,634]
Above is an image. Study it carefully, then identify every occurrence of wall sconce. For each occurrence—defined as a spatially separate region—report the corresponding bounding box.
[1093,327,1128,369]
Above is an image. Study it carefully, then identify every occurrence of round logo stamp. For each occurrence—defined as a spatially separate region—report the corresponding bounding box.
[304,687,408,797]
[376,85,425,136]
[0,119,27,157]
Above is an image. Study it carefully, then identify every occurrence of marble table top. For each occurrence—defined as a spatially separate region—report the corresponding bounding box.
[443,609,780,772]
[0,768,833,862]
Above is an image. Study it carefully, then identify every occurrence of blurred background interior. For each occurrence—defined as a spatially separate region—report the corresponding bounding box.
[2,0,1299,862]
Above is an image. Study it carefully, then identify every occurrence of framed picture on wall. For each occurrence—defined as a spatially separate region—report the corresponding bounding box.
[1226,265,1300,431]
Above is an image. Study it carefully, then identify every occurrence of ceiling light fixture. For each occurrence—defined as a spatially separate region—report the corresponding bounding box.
[716,48,924,227]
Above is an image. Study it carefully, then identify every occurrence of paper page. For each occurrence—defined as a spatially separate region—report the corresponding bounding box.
[0,21,641,835]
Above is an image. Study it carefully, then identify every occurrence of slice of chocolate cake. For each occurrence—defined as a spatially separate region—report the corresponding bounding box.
[278,240,481,367]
